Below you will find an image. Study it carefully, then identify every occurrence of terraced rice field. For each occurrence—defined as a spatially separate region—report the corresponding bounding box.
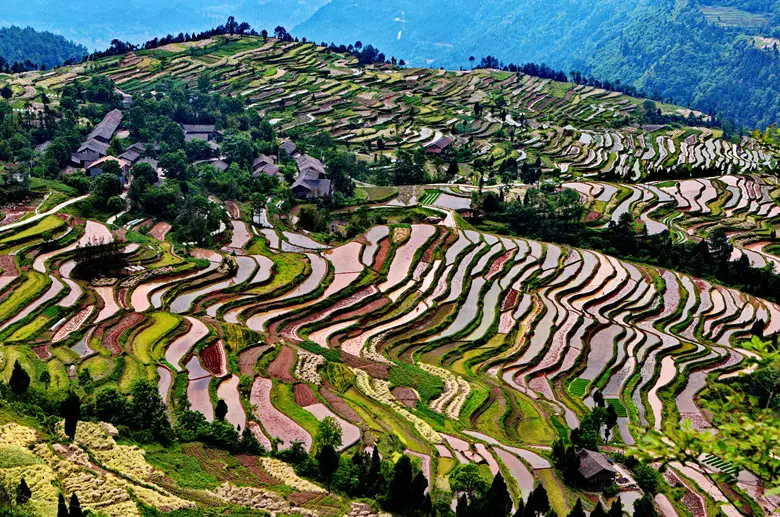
[3,195,775,513]
[14,36,777,182]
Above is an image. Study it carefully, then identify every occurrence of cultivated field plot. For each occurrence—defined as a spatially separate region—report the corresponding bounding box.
[7,36,778,182]
[0,203,775,516]
[564,173,780,272]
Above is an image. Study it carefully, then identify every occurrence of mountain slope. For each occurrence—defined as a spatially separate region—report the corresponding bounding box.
[295,0,780,128]
[0,26,87,68]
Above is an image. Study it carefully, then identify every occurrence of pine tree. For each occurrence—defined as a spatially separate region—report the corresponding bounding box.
[57,493,69,517]
[215,399,228,421]
[366,447,382,496]
[16,478,31,505]
[69,493,82,517]
[608,499,623,517]
[456,494,470,517]
[567,499,586,517]
[9,360,30,395]
[512,498,525,517]
[479,473,512,517]
[316,444,340,490]
[387,455,413,513]
[411,471,428,509]
[633,494,658,517]
[590,503,608,517]
[60,392,81,440]
[530,484,549,516]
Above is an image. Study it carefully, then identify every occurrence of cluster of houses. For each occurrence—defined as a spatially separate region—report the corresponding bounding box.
[62,106,335,201]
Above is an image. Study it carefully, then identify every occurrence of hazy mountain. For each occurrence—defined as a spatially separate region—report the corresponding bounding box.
[295,0,780,128]
[0,26,87,68]
[0,0,330,51]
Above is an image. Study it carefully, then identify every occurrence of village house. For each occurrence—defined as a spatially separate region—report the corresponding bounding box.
[71,140,110,168]
[70,109,123,167]
[193,157,230,172]
[252,154,281,178]
[182,124,222,147]
[292,154,332,199]
[119,142,146,164]
[86,156,130,184]
[425,136,454,155]
[576,449,617,489]
[279,139,298,157]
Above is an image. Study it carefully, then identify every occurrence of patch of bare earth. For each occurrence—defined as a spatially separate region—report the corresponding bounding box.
[267,346,296,382]
[293,383,317,406]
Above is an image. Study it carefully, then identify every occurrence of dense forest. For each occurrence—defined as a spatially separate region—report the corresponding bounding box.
[0,26,87,70]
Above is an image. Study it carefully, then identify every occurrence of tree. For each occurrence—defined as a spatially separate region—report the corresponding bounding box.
[39,370,51,390]
[9,360,30,395]
[593,390,605,408]
[222,132,255,168]
[567,499,586,517]
[607,499,622,517]
[317,444,340,489]
[479,473,512,517]
[15,478,31,505]
[316,416,343,450]
[530,484,549,516]
[90,173,122,207]
[159,150,188,180]
[215,399,228,422]
[633,494,658,517]
[57,493,69,517]
[61,392,81,440]
[512,498,525,517]
[1,84,12,99]
[590,503,608,517]
[605,404,618,439]
[129,379,174,444]
[449,463,489,501]
[95,387,126,424]
[387,455,414,512]
[131,162,158,185]
[101,159,122,177]
[69,493,82,517]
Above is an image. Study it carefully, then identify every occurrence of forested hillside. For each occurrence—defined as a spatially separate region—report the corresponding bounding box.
[0,26,87,70]
[295,0,780,128]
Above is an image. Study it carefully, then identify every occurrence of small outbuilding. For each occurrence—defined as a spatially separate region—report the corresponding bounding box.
[577,449,617,488]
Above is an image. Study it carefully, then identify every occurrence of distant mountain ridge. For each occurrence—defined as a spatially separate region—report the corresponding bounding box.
[0,0,330,51]
[0,26,87,69]
[294,0,780,128]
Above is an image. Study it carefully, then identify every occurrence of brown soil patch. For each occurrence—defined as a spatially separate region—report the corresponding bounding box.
[372,238,390,271]
[293,383,317,406]
[341,352,389,380]
[148,222,171,241]
[32,345,51,360]
[201,341,228,377]
[502,289,520,311]
[392,387,418,407]
[585,211,601,222]
[267,346,296,382]
[236,455,278,484]
[237,345,270,376]
[0,255,18,277]
[487,250,514,279]
[288,492,322,505]
[319,388,362,424]
[422,228,446,262]
[335,297,389,323]
[225,200,240,219]
[104,313,146,356]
